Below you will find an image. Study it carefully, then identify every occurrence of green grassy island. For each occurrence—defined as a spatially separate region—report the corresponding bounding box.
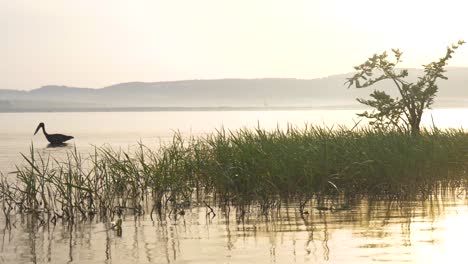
[1,125,468,223]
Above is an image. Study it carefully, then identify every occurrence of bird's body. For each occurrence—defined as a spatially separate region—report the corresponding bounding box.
[34,122,74,145]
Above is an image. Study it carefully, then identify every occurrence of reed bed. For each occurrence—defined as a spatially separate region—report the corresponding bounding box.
[1,125,468,224]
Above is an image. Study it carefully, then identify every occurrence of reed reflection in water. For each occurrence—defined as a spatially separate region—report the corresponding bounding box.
[1,195,468,264]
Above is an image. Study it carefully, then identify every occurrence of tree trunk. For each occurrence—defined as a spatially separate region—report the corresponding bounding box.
[410,115,421,136]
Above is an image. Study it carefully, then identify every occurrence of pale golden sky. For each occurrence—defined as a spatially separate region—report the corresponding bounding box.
[2,0,468,90]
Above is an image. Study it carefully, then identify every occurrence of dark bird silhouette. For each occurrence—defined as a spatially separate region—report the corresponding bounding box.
[34,122,74,145]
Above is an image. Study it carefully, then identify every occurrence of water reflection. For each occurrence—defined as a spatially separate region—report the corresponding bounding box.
[46,143,71,149]
[1,196,467,263]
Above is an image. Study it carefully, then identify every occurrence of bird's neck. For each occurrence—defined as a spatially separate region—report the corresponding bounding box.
[41,126,48,136]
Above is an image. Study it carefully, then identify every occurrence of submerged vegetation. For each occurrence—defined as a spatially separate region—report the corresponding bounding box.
[1,125,468,225]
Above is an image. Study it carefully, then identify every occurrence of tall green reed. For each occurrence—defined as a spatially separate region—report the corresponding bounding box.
[1,125,467,224]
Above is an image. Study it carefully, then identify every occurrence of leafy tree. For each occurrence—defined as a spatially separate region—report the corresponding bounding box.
[346,40,465,135]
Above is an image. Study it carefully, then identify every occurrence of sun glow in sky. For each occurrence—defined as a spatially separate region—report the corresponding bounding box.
[2,0,468,90]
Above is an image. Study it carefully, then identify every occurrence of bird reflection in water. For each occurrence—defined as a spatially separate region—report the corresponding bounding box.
[46,142,70,148]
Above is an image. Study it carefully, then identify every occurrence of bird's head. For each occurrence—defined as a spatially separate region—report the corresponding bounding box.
[34,122,45,135]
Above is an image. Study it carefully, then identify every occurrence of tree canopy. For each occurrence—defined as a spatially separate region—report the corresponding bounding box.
[347,40,465,134]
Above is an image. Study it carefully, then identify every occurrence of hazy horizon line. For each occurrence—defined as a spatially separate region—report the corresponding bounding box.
[6,66,468,92]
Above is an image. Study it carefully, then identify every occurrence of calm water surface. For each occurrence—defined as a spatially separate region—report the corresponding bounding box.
[1,198,468,263]
[1,109,468,263]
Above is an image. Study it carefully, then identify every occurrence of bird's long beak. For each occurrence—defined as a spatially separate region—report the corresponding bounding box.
[34,125,41,135]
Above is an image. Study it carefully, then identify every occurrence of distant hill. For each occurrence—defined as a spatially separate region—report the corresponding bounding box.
[1,68,468,112]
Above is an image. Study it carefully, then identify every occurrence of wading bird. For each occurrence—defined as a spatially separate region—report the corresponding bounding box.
[33,122,74,145]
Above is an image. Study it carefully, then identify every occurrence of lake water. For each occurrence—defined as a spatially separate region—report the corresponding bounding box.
[1,197,468,263]
[1,109,468,263]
